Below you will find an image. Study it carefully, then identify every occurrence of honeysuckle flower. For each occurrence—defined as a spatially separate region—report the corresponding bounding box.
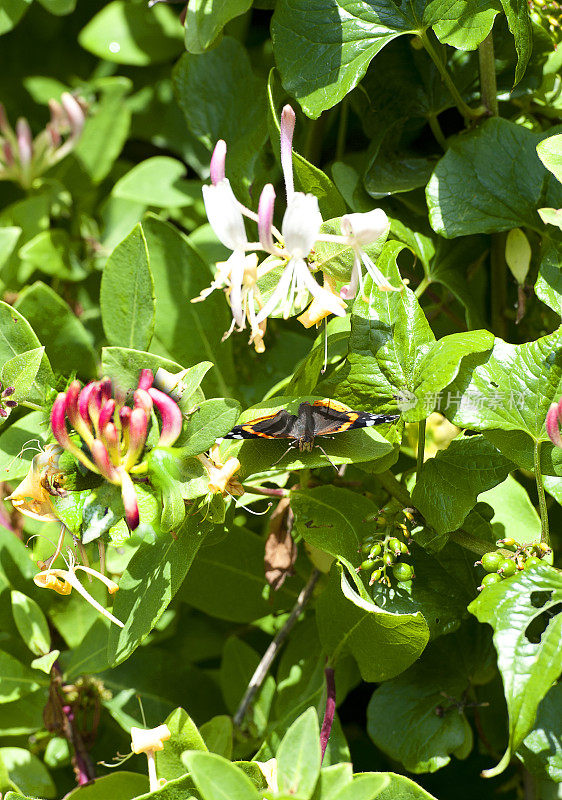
[131,724,171,792]
[50,372,182,530]
[7,444,64,522]
[34,550,123,628]
[297,273,347,328]
[197,444,244,498]
[0,93,86,189]
[546,399,562,447]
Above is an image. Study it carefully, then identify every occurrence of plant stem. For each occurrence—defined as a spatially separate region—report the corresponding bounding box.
[241,484,288,498]
[335,97,349,162]
[20,400,43,412]
[427,114,447,150]
[414,275,431,298]
[233,569,321,728]
[320,667,336,761]
[420,31,479,120]
[534,439,550,546]
[417,419,426,474]
[377,470,412,507]
[478,32,499,116]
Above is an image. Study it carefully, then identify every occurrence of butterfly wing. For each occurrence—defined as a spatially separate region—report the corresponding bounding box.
[311,400,399,436]
[224,409,299,441]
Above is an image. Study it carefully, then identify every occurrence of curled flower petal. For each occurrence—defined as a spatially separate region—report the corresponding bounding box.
[78,382,96,423]
[280,105,296,201]
[16,118,32,166]
[131,725,171,755]
[102,422,121,465]
[255,260,295,324]
[61,92,85,138]
[359,249,401,293]
[210,139,227,185]
[134,388,153,416]
[34,572,72,595]
[202,180,247,252]
[546,402,561,447]
[35,566,123,627]
[98,399,116,431]
[227,249,247,329]
[51,393,71,449]
[148,388,183,447]
[298,265,347,319]
[91,440,120,482]
[341,209,389,245]
[282,193,322,259]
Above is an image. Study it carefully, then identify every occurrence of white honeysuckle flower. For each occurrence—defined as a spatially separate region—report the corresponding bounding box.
[282,192,323,258]
[202,179,247,252]
[341,209,399,296]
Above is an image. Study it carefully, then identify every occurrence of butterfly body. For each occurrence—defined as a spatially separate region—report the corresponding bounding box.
[224,399,399,452]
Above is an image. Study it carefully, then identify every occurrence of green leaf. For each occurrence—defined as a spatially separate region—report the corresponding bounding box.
[179,398,241,457]
[518,681,562,782]
[427,119,562,237]
[277,708,321,800]
[411,435,514,534]
[108,515,210,666]
[112,158,202,209]
[10,591,50,657]
[15,282,97,379]
[0,302,54,405]
[0,691,46,736]
[0,652,46,703]
[0,228,21,272]
[469,563,562,776]
[18,230,85,282]
[271,0,427,118]
[0,0,32,35]
[179,527,298,622]
[31,651,59,674]
[184,0,253,53]
[499,0,532,84]
[374,774,438,800]
[62,772,149,799]
[367,621,494,772]
[316,567,429,681]
[537,133,562,184]
[155,707,207,782]
[0,348,44,405]
[538,207,562,229]
[219,637,275,735]
[183,751,261,800]
[479,474,541,543]
[430,0,499,49]
[0,747,56,799]
[101,223,155,352]
[142,214,235,398]
[200,716,233,759]
[267,71,346,219]
[78,1,184,65]
[291,486,379,566]
[311,763,353,800]
[36,0,76,13]
[101,347,186,396]
[329,774,389,800]
[441,327,562,475]
[173,37,268,197]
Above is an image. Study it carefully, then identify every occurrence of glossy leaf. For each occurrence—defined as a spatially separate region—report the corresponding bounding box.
[155,707,207,782]
[0,302,54,405]
[183,751,261,800]
[10,591,50,657]
[184,0,253,53]
[277,708,321,800]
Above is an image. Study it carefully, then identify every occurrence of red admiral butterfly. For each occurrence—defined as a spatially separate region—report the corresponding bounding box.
[224,399,399,453]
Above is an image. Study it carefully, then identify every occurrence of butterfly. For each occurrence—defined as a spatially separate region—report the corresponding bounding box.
[224,399,399,459]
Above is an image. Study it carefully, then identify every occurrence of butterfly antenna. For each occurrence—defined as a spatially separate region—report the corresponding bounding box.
[315,444,338,472]
[321,318,328,374]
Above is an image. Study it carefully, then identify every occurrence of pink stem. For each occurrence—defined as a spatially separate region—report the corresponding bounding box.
[320,667,336,762]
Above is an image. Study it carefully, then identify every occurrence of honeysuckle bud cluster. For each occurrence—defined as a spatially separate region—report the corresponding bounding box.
[0,93,86,189]
[0,383,17,418]
[193,104,402,353]
[50,370,182,530]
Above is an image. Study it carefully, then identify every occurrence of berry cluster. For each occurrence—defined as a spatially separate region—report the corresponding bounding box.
[357,507,416,587]
[475,538,553,590]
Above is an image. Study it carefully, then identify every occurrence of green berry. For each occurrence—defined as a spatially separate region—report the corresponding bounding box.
[392,562,414,581]
[499,558,517,577]
[480,552,503,573]
[388,537,402,552]
[398,541,410,554]
[383,552,395,567]
[370,568,383,583]
[480,573,502,589]
[360,559,376,571]
[524,556,543,570]
[361,541,375,553]
[369,543,382,558]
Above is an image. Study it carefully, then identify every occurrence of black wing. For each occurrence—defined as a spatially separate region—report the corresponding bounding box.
[311,403,399,436]
[224,409,299,440]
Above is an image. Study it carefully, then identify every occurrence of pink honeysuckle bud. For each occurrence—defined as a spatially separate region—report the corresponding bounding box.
[51,393,72,449]
[280,105,296,201]
[119,405,132,427]
[124,407,148,470]
[91,439,119,483]
[148,388,182,447]
[98,399,116,430]
[134,388,153,416]
[2,140,14,167]
[2,386,14,398]
[210,139,227,185]
[78,382,96,423]
[119,468,139,530]
[48,99,65,131]
[61,92,85,139]
[137,369,154,391]
[47,123,61,148]
[16,118,32,167]
[546,402,562,448]
[258,184,276,253]
[99,377,112,404]
[88,384,103,433]
[66,380,94,445]
[0,103,10,135]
